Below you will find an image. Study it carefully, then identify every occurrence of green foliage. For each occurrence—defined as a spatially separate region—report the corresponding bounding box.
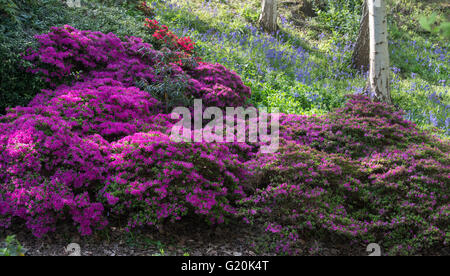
[0,235,25,256]
[0,0,53,114]
[388,0,448,43]
[419,13,450,41]
[313,0,362,36]
[241,2,259,24]
[136,62,193,113]
[0,0,19,21]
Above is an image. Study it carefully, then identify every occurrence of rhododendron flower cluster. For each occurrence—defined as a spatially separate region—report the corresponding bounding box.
[144,18,195,55]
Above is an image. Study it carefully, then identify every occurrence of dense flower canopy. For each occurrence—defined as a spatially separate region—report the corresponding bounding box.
[242,97,449,255]
[0,24,448,255]
[1,24,252,237]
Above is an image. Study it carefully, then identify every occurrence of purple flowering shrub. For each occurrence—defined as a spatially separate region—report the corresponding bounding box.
[0,110,109,237]
[188,62,252,108]
[102,132,250,230]
[22,26,160,87]
[0,100,248,236]
[0,25,254,237]
[34,80,167,141]
[323,96,427,156]
[22,25,251,108]
[241,97,450,255]
[278,96,428,158]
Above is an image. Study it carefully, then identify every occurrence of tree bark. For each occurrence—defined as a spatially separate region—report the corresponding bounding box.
[300,0,316,17]
[368,0,391,104]
[351,0,370,72]
[259,0,278,34]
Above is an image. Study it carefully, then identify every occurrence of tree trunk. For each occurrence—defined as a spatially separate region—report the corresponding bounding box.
[259,0,278,33]
[351,0,370,72]
[300,0,316,17]
[368,0,391,104]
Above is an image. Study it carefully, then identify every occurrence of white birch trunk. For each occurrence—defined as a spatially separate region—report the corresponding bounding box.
[259,0,278,34]
[368,0,391,104]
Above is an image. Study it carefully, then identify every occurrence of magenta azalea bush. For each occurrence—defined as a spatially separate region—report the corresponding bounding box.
[0,110,109,236]
[241,97,449,255]
[103,131,250,230]
[23,25,159,86]
[187,62,252,108]
[22,25,250,109]
[0,25,252,237]
[0,25,448,255]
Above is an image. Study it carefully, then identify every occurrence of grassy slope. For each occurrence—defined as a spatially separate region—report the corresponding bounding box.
[146,0,449,135]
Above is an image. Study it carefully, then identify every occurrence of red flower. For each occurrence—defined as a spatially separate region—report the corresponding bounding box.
[144,17,196,56]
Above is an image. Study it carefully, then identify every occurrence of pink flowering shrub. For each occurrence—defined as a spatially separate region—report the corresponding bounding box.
[35,81,164,141]
[0,110,109,237]
[278,95,428,158]
[0,82,249,236]
[22,25,163,87]
[241,97,450,255]
[0,25,254,238]
[22,25,250,109]
[102,132,250,230]
[187,62,252,108]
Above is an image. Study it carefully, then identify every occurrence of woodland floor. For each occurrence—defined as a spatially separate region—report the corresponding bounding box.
[3,220,448,256]
[0,219,371,256]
